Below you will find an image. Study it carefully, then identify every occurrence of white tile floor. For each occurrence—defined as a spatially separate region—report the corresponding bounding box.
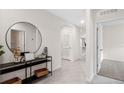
[34,59,86,84]
[34,58,124,84]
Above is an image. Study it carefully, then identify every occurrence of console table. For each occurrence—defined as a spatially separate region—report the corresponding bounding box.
[0,56,52,84]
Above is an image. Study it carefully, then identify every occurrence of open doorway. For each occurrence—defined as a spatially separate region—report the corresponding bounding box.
[61,25,81,62]
[97,18,124,81]
[61,24,86,62]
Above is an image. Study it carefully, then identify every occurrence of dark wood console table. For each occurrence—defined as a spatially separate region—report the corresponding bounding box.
[0,56,52,84]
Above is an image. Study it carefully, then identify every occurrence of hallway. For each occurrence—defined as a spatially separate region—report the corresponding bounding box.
[35,59,86,84]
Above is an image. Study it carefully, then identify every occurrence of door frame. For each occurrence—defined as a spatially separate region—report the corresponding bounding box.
[96,23,103,73]
[96,17,124,74]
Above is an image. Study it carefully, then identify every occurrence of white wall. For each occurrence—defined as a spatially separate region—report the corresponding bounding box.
[85,10,96,82]
[72,26,80,61]
[0,9,67,82]
[103,22,124,62]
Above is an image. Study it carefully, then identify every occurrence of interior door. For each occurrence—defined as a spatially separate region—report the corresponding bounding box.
[62,33,72,60]
[97,24,103,73]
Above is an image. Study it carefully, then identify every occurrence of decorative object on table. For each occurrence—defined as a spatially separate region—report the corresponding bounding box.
[37,47,48,58]
[0,45,5,56]
[37,54,46,58]
[12,48,21,62]
[34,68,48,78]
[24,53,34,61]
[42,47,48,55]
[20,51,29,62]
[1,77,22,84]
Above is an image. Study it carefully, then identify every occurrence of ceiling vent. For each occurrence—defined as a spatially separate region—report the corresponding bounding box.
[96,9,124,22]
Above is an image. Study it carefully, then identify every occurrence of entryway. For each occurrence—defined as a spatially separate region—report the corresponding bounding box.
[96,18,124,82]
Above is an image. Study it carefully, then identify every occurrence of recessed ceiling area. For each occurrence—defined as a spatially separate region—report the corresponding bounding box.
[46,9,86,26]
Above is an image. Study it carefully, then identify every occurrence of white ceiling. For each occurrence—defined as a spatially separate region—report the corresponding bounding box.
[46,9,86,26]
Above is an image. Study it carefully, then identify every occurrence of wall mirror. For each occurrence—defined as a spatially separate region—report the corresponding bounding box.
[5,22,42,60]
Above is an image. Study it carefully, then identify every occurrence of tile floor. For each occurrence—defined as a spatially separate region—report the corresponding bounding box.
[34,58,124,84]
[34,59,86,84]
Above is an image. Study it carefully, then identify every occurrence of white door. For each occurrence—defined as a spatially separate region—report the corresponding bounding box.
[62,34,72,60]
[61,27,72,60]
[97,24,103,73]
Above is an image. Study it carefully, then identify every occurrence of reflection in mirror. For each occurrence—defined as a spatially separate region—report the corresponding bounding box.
[11,29,25,52]
[6,22,42,61]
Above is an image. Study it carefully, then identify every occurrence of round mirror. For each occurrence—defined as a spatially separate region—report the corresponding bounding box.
[5,22,42,54]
